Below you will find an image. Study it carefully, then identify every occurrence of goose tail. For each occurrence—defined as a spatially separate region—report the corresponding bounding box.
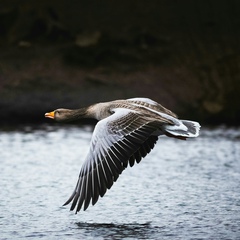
[164,120,200,139]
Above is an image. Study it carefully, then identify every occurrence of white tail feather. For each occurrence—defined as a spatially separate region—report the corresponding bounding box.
[165,120,200,138]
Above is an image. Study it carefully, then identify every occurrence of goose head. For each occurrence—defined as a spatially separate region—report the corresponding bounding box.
[45,108,89,122]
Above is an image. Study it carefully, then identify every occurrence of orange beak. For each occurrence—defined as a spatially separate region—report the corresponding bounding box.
[45,111,55,119]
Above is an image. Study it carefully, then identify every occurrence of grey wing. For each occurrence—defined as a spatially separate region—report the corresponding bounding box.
[127,97,178,118]
[63,108,160,213]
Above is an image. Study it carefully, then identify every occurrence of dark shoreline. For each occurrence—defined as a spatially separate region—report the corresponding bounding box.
[1,1,239,126]
[1,47,239,126]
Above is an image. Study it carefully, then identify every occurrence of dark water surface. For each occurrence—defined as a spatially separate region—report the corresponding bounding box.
[1,124,240,240]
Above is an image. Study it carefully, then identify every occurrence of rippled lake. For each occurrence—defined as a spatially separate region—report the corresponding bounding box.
[1,124,240,240]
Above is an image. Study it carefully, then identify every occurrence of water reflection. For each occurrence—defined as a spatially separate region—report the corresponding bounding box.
[75,222,160,239]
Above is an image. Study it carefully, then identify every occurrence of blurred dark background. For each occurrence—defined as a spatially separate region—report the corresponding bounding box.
[0,0,239,125]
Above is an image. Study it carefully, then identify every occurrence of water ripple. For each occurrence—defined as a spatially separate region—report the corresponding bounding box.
[0,125,240,240]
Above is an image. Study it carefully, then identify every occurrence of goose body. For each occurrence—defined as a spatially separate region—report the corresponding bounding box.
[45,97,200,213]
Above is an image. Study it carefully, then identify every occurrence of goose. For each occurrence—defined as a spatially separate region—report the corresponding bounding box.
[45,97,200,213]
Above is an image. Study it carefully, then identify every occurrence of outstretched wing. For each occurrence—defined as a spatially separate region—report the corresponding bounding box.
[63,108,160,213]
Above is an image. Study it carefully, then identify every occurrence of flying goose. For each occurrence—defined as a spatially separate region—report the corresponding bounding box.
[45,97,200,213]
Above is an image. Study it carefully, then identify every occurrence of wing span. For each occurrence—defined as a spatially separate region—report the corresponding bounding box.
[63,108,160,213]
